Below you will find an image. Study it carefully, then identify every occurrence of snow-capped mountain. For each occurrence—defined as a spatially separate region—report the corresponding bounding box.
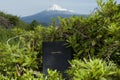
[46,4,74,13]
[21,4,84,26]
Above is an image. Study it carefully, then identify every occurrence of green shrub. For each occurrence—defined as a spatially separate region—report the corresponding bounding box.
[59,0,120,65]
[67,58,120,80]
[0,68,64,80]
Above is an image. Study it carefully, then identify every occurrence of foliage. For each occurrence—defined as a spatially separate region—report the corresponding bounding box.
[0,11,29,29]
[67,58,120,80]
[0,68,64,80]
[0,28,15,43]
[45,69,64,80]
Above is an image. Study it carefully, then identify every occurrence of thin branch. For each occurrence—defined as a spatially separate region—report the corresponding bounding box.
[73,28,88,38]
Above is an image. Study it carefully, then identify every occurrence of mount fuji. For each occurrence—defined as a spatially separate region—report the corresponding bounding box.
[21,4,85,26]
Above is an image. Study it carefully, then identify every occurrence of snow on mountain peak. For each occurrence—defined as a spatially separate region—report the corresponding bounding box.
[46,4,74,12]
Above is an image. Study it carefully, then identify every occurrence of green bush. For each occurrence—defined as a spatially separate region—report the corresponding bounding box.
[67,58,120,80]
[0,68,64,80]
[58,0,120,65]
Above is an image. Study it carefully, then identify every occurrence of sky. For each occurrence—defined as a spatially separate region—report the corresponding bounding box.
[0,0,120,17]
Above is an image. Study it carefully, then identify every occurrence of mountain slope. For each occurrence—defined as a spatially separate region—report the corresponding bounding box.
[21,4,82,25]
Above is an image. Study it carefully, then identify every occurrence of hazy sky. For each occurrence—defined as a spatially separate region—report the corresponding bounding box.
[0,0,120,17]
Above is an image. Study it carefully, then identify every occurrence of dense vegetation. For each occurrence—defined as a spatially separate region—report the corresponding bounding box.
[0,0,120,79]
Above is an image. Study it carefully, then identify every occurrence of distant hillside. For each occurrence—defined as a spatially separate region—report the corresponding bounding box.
[0,11,28,29]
